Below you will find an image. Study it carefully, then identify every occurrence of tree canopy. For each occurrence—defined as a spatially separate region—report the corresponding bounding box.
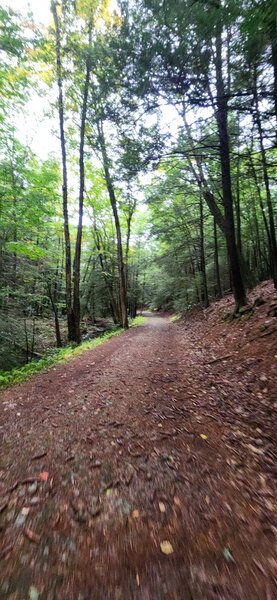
[0,0,276,369]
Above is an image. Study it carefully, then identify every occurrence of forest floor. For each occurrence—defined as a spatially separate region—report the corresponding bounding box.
[0,282,276,600]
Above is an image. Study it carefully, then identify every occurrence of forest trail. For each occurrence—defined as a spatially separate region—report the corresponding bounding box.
[0,288,276,600]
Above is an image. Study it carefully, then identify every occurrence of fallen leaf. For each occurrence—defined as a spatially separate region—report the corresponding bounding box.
[160,540,174,555]
[247,444,264,455]
[29,585,39,600]
[159,501,166,513]
[173,496,181,507]
[39,472,49,482]
[200,434,207,440]
[22,507,30,516]
[223,547,235,563]
[15,513,26,527]
[24,528,41,544]
[28,482,38,495]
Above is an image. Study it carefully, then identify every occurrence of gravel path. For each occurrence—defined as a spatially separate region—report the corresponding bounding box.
[0,310,276,600]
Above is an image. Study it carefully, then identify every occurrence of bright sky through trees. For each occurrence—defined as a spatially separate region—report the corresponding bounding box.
[4,0,57,158]
[0,0,276,357]
[6,0,51,25]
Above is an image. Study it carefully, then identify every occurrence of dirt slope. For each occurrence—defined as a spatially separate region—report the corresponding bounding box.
[0,283,276,600]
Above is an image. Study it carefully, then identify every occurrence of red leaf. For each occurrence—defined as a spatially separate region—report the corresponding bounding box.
[39,471,49,482]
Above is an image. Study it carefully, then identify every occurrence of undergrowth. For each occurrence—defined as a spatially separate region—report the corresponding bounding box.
[0,315,146,390]
[131,315,146,326]
[169,314,181,322]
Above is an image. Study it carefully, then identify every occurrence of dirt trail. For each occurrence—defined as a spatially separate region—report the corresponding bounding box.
[0,303,276,600]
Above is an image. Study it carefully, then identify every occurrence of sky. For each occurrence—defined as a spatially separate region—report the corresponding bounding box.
[4,0,59,160]
[4,0,181,168]
[7,0,51,25]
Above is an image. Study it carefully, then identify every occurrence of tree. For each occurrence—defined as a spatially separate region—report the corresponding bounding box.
[51,0,94,342]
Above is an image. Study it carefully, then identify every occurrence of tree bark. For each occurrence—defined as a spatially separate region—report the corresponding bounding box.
[199,193,209,307]
[51,1,74,340]
[214,7,247,308]
[47,281,62,348]
[253,65,277,287]
[72,20,92,343]
[269,0,277,133]
[213,217,222,298]
[97,122,128,328]
[235,157,242,256]
[93,223,120,324]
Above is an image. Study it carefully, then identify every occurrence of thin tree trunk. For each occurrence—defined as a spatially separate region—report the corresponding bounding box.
[24,319,29,364]
[97,123,128,328]
[72,21,92,343]
[214,217,223,298]
[269,0,277,133]
[30,317,36,360]
[51,1,74,340]
[47,281,62,348]
[249,153,271,245]
[125,198,137,297]
[235,158,242,256]
[93,225,120,324]
[182,109,245,308]
[12,195,17,287]
[252,191,262,277]
[253,65,277,287]
[199,193,209,307]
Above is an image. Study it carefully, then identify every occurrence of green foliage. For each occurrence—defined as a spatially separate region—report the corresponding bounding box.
[0,312,146,389]
[0,329,122,389]
[0,0,275,373]
[130,315,146,326]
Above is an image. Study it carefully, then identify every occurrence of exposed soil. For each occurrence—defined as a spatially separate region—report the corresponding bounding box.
[0,282,276,600]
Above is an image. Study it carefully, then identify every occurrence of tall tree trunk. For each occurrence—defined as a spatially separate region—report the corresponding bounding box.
[249,152,271,246]
[215,7,247,308]
[214,217,223,298]
[51,1,74,340]
[182,109,245,308]
[199,193,209,307]
[47,281,62,348]
[93,224,120,324]
[97,123,128,328]
[269,0,277,133]
[252,200,262,278]
[72,21,92,343]
[235,157,242,256]
[253,65,277,287]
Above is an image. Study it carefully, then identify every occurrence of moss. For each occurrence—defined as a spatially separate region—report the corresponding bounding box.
[254,297,265,307]
[223,312,234,322]
[238,304,253,316]
[244,309,254,320]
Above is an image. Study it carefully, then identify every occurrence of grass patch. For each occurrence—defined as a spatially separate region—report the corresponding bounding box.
[130,315,146,326]
[169,314,181,322]
[0,329,122,390]
[0,315,146,390]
